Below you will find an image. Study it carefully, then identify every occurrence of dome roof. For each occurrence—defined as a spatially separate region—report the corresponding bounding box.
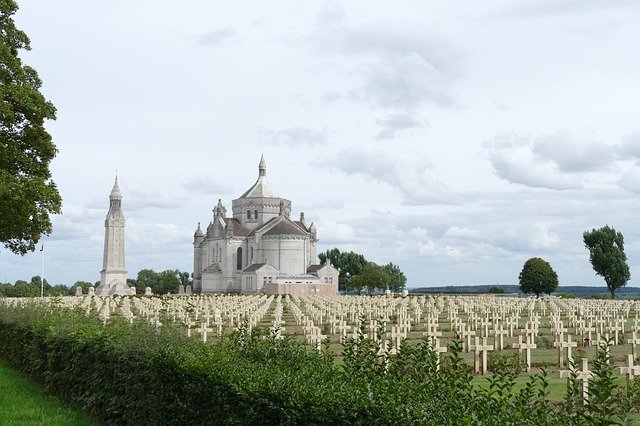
[194,222,204,237]
[240,155,281,198]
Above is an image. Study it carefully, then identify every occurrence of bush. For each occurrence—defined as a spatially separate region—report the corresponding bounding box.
[487,351,526,375]
[0,300,636,424]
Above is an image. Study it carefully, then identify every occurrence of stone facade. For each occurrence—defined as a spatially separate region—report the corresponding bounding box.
[95,177,133,296]
[193,156,338,295]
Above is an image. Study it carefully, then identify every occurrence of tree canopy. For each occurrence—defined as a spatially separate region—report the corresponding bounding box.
[318,249,405,294]
[349,262,390,295]
[518,257,558,298]
[383,262,406,292]
[128,269,193,295]
[583,225,630,299]
[318,248,367,292]
[0,0,61,255]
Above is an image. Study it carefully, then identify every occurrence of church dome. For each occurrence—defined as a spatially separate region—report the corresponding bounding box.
[194,222,204,238]
[240,155,280,198]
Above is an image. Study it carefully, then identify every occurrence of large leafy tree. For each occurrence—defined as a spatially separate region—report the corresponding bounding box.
[0,1,61,255]
[356,262,390,295]
[583,225,630,299]
[129,269,188,295]
[383,262,407,292]
[318,248,366,292]
[518,257,558,298]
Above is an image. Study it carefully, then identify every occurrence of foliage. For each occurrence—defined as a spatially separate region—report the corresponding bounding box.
[382,262,407,292]
[318,248,366,292]
[348,262,390,295]
[319,249,407,294]
[128,269,191,295]
[0,0,61,255]
[487,351,526,375]
[583,225,631,299]
[518,257,559,298]
[0,301,638,424]
[489,284,505,294]
[0,276,71,297]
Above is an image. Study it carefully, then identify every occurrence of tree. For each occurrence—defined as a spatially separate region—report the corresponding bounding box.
[349,262,390,295]
[72,280,93,295]
[518,257,558,298]
[0,1,61,255]
[382,262,407,292]
[130,269,187,295]
[583,225,630,299]
[319,249,366,292]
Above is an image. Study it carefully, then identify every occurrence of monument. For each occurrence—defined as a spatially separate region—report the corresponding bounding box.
[193,155,338,295]
[95,177,133,296]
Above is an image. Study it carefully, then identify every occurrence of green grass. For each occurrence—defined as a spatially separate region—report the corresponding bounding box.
[0,362,95,425]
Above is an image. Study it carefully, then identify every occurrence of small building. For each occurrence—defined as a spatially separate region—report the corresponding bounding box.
[192,156,338,295]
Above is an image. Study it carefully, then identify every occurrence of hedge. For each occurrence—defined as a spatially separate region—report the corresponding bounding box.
[0,300,637,424]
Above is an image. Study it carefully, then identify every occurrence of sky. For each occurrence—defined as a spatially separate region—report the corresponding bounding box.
[2,1,640,288]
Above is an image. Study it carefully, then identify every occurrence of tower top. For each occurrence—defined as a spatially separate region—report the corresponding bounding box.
[239,155,280,198]
[259,154,266,177]
[110,176,122,199]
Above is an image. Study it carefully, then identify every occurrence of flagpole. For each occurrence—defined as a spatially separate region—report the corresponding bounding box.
[41,244,44,298]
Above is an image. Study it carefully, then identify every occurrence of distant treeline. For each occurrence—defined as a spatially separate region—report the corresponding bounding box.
[0,269,192,297]
[411,285,640,298]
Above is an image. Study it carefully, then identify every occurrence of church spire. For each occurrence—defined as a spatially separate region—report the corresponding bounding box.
[110,175,122,200]
[259,154,266,177]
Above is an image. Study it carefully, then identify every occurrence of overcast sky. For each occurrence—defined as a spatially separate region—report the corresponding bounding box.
[2,1,640,288]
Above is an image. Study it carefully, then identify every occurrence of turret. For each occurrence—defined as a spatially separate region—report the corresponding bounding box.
[193,222,204,292]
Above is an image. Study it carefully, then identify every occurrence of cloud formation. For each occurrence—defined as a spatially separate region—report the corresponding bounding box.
[316,148,460,205]
[183,175,232,195]
[375,113,424,140]
[196,28,238,46]
[487,135,583,190]
[259,127,328,147]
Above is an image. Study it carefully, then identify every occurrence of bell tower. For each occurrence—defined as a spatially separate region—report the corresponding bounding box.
[96,176,132,295]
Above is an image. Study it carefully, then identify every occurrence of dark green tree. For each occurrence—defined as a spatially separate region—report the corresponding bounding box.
[349,262,390,295]
[319,249,366,292]
[72,280,93,295]
[383,262,407,292]
[133,269,159,294]
[131,269,187,295]
[0,1,61,255]
[518,257,558,298]
[583,225,631,299]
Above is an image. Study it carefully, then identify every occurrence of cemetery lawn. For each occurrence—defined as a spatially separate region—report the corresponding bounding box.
[0,361,95,425]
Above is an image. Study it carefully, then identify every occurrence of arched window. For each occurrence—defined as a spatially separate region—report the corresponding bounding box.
[236,247,243,270]
[254,210,258,220]
[246,210,251,220]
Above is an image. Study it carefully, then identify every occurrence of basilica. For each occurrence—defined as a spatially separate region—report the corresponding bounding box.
[192,156,338,295]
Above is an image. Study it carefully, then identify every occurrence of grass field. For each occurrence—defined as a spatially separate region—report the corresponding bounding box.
[0,362,95,426]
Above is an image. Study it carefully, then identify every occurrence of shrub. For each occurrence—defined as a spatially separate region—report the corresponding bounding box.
[487,351,526,375]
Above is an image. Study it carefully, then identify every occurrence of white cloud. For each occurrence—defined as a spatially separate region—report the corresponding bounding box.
[619,166,640,194]
[443,226,481,240]
[196,28,238,46]
[259,127,328,147]
[183,175,231,195]
[353,52,455,111]
[317,148,459,205]
[532,130,616,172]
[619,131,640,162]
[487,135,584,190]
[375,113,424,140]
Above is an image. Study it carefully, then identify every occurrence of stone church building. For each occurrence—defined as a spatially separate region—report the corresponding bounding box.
[192,156,338,295]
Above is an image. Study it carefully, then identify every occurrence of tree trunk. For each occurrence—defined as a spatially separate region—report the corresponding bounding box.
[610,288,616,299]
